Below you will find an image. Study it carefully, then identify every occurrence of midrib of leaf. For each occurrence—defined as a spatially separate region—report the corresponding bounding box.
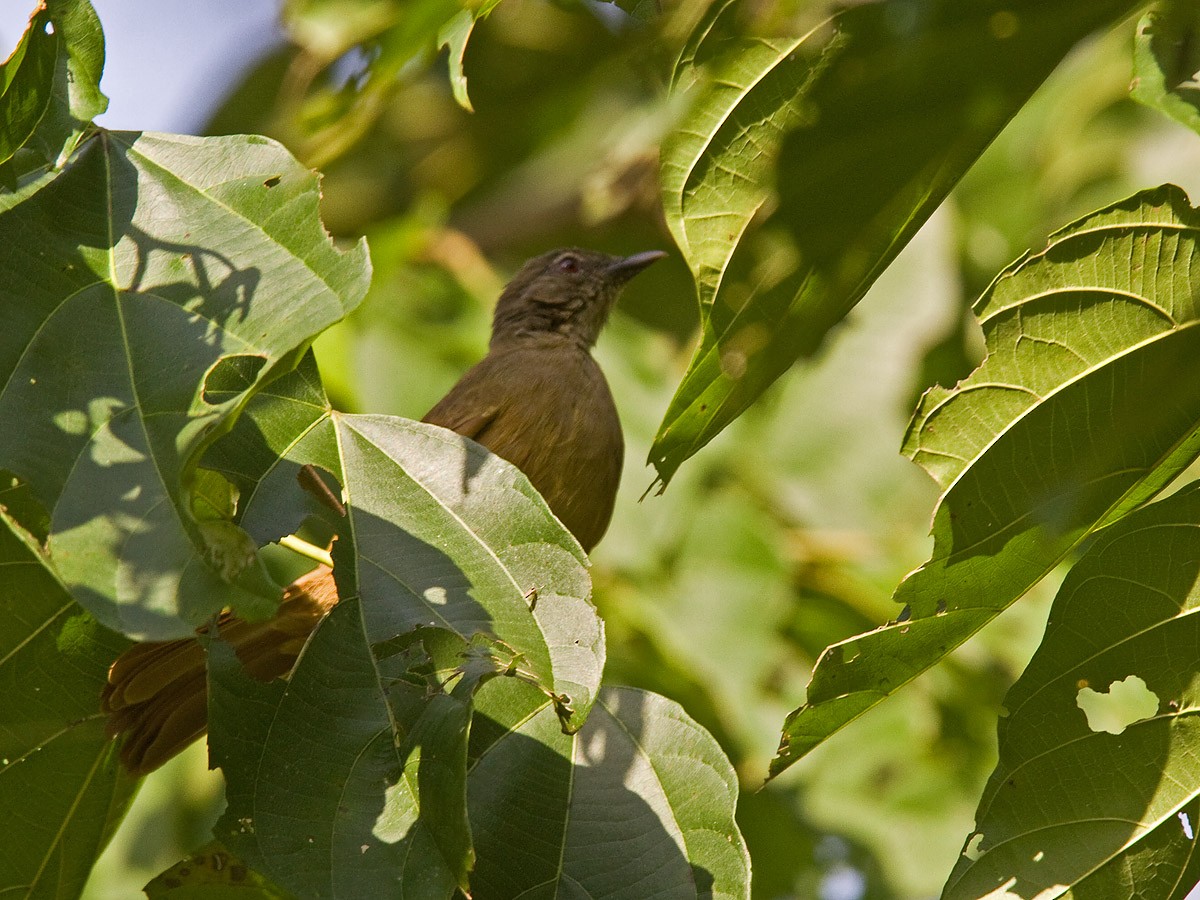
[551,708,578,893]
[950,761,1200,900]
[343,418,535,633]
[602,694,693,863]
[26,737,109,896]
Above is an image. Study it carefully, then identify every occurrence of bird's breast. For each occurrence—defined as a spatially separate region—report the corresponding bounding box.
[447,344,623,552]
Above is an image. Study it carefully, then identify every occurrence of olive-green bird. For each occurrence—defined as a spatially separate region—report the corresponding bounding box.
[102,247,664,774]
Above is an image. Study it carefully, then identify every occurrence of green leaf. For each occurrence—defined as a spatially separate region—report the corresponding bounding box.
[0,130,370,640]
[944,483,1200,898]
[0,505,137,898]
[205,361,604,726]
[144,840,295,899]
[772,184,1200,777]
[467,683,750,899]
[0,4,58,167]
[1133,0,1200,136]
[15,0,108,173]
[206,368,608,894]
[280,0,464,166]
[437,1,502,113]
[650,0,1144,486]
[210,603,460,899]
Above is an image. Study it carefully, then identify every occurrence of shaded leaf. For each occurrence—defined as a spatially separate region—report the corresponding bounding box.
[0,506,137,898]
[437,0,502,113]
[0,3,58,167]
[467,683,750,899]
[0,130,369,640]
[944,484,1200,898]
[773,184,1200,776]
[651,0,1143,485]
[14,0,108,173]
[1133,0,1200,137]
[210,603,459,900]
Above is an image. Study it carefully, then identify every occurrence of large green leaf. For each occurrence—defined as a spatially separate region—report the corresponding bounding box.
[944,483,1200,898]
[0,129,369,640]
[650,0,1144,485]
[209,602,461,899]
[467,683,750,899]
[0,505,137,898]
[1133,0,1200,137]
[203,362,608,895]
[772,184,1200,776]
[212,623,746,898]
[204,361,605,723]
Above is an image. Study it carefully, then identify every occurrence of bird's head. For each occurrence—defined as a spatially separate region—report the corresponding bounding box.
[490,247,666,349]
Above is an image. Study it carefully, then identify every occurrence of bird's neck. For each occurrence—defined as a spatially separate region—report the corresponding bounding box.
[489,328,593,354]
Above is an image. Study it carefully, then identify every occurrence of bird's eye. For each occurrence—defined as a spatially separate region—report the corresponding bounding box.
[556,256,580,273]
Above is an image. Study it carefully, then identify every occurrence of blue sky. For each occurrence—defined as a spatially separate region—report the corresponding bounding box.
[1,0,282,132]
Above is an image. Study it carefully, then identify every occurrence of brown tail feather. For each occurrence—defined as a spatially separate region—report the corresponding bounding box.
[101,565,340,776]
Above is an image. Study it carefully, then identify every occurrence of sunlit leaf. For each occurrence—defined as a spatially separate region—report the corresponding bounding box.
[773,184,1200,776]
[0,506,137,897]
[205,361,607,894]
[651,0,1143,485]
[0,130,370,640]
[0,0,109,177]
[1133,0,1200,137]
[945,484,1200,898]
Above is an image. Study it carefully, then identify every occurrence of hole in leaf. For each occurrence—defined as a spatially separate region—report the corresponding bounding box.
[263,175,281,188]
[202,354,267,405]
[1076,675,1159,734]
[1180,811,1194,840]
[964,832,984,861]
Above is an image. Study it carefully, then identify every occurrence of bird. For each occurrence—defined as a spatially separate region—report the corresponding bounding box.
[101,247,665,775]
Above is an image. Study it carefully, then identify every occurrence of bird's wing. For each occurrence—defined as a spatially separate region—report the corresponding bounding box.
[421,362,504,441]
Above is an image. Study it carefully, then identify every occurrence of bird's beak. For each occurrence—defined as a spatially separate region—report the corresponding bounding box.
[606,250,667,283]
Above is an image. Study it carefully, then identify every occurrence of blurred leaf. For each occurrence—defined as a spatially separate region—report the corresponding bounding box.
[280,0,464,166]
[945,484,1200,898]
[1133,0,1200,136]
[0,506,137,898]
[0,130,369,640]
[144,840,294,899]
[0,4,58,167]
[650,0,1144,486]
[772,184,1200,777]
[467,682,750,899]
